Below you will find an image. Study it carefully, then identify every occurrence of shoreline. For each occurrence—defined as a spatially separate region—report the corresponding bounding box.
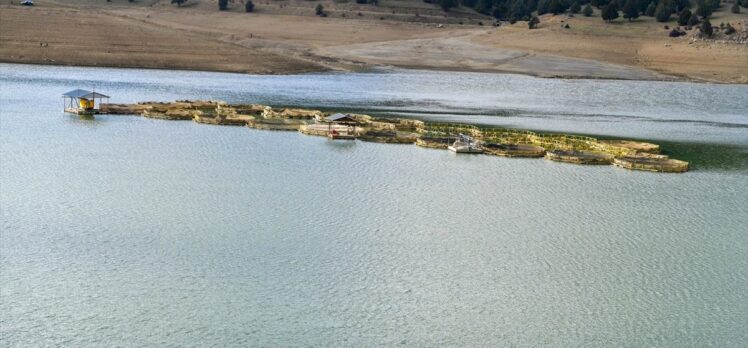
[1,61,734,86]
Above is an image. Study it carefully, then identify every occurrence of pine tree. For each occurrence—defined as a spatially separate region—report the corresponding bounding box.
[645,2,656,15]
[602,2,619,21]
[674,0,690,11]
[549,0,565,14]
[510,0,529,20]
[678,9,691,25]
[439,0,458,11]
[492,3,509,18]
[315,3,324,15]
[654,2,670,21]
[623,0,639,21]
[245,0,254,12]
[527,0,538,12]
[475,0,493,14]
[732,2,741,13]
[583,3,594,15]
[537,0,551,14]
[218,0,228,10]
[636,0,650,13]
[570,1,581,13]
[696,0,712,17]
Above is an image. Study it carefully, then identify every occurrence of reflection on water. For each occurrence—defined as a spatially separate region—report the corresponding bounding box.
[1,64,747,346]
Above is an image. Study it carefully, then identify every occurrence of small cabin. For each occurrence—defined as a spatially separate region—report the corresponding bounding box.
[62,89,109,116]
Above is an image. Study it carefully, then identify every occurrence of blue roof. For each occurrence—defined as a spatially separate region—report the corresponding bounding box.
[62,89,109,99]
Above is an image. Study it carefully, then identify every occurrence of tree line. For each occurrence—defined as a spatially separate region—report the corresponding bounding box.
[437,0,745,23]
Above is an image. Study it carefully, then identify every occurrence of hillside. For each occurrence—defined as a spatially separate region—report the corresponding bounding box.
[1,0,746,82]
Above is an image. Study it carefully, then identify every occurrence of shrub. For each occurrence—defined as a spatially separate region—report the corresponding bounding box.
[669,28,682,36]
[701,18,712,37]
[528,15,540,28]
[583,3,594,15]
[315,3,324,15]
[732,2,740,13]
[356,0,367,3]
[245,0,254,12]
[171,0,187,6]
[688,14,700,25]
[218,0,228,10]
[724,23,736,34]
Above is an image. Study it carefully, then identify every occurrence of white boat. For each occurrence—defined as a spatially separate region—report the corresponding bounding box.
[448,134,483,153]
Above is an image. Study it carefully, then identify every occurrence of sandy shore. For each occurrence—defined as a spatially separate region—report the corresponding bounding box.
[1,0,746,82]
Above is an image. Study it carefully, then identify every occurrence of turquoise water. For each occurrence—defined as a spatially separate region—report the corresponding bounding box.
[1,64,747,346]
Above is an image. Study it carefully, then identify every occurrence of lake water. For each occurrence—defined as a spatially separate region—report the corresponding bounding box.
[1,64,747,346]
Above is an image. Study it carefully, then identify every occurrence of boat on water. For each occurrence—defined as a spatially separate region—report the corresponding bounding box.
[448,134,483,153]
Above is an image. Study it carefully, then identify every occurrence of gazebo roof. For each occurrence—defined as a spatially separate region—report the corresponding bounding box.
[62,89,110,99]
[326,113,356,123]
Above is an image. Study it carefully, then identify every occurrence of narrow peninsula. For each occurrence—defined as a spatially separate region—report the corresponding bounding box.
[99,100,689,173]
